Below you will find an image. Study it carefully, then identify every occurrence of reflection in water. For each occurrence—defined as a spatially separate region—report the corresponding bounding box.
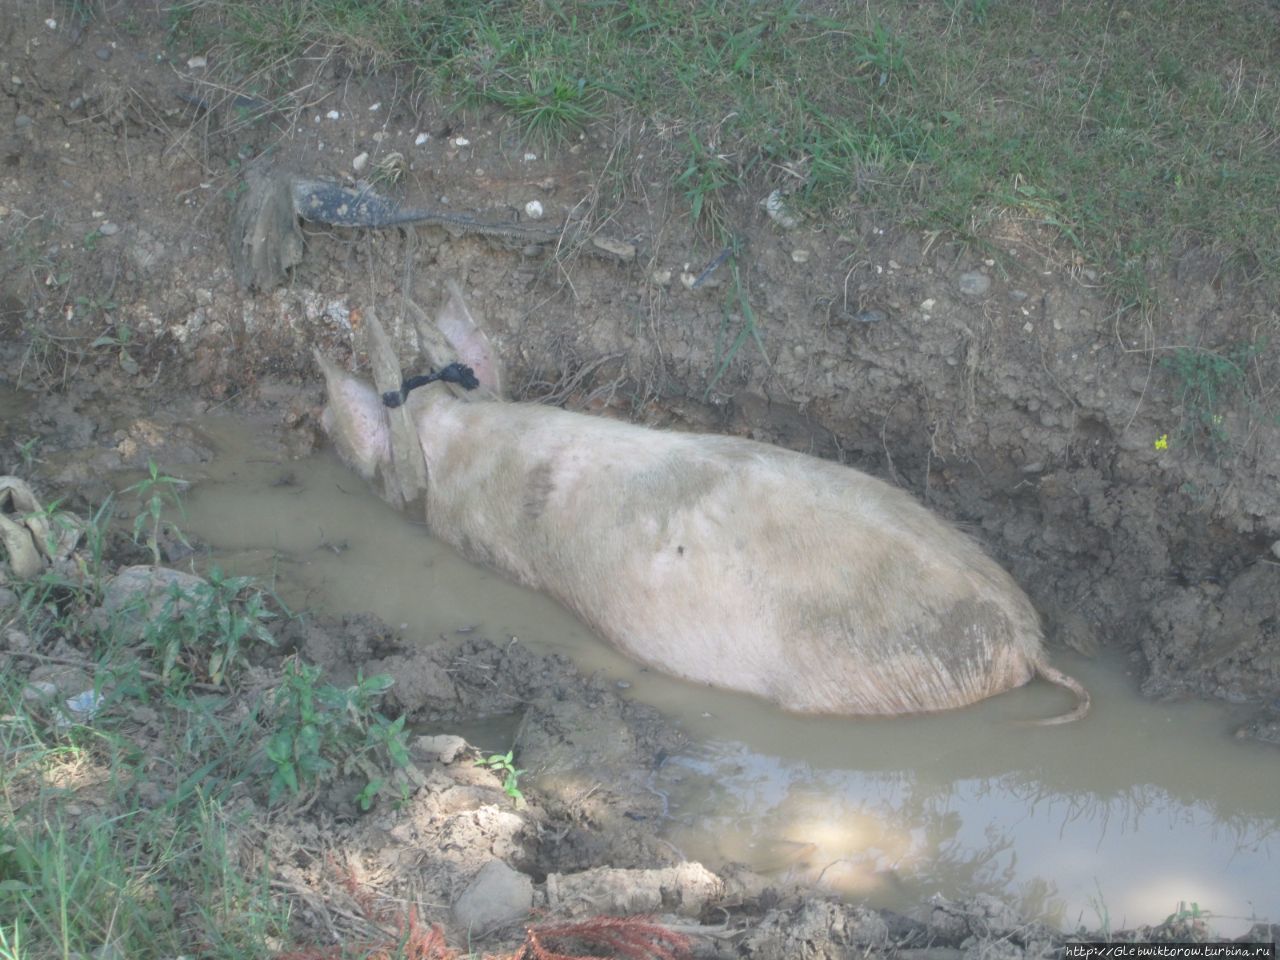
[176,418,1277,937]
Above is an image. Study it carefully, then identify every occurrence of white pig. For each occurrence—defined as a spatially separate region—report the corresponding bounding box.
[315,284,1088,722]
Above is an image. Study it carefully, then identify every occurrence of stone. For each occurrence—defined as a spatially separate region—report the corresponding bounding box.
[452,860,532,934]
[957,271,991,296]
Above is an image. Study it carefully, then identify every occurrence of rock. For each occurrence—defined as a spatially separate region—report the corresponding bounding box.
[186,56,207,69]
[98,222,119,236]
[957,271,991,297]
[22,680,58,704]
[412,734,469,764]
[90,565,208,638]
[545,863,722,918]
[1234,707,1280,746]
[352,152,369,173]
[591,236,637,262]
[452,860,532,934]
[523,200,544,219]
[1009,289,1030,302]
[414,132,429,146]
[761,189,799,229]
[95,47,112,62]
[742,900,890,959]
[14,115,32,130]
[791,249,810,263]
[853,308,887,324]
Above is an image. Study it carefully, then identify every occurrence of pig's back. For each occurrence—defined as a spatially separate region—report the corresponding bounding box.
[421,400,1044,715]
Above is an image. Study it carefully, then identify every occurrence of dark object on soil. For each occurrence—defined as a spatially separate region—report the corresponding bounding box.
[230,169,564,292]
[382,363,479,408]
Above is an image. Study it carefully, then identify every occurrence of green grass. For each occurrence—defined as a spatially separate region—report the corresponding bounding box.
[0,485,411,958]
[177,0,1280,308]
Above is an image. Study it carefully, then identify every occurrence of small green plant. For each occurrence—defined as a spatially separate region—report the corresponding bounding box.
[1160,900,1212,941]
[850,20,913,88]
[13,437,40,470]
[676,133,738,241]
[1160,342,1262,451]
[943,0,992,26]
[476,748,525,807]
[123,459,190,565]
[265,662,410,808]
[143,566,278,687]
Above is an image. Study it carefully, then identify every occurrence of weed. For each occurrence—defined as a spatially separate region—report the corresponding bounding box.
[475,748,526,807]
[706,254,768,400]
[13,437,40,470]
[676,134,738,241]
[1159,342,1262,452]
[142,565,278,687]
[265,661,410,808]
[1160,900,1213,941]
[123,459,190,565]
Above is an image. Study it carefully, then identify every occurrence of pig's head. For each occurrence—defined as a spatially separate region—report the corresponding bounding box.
[314,282,504,502]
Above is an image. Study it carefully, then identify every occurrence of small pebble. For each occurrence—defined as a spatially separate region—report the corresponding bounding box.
[791,249,810,264]
[523,152,537,162]
[616,680,631,690]
[957,270,991,296]
[1009,289,1030,302]
[14,115,33,129]
[45,18,57,29]
[452,136,470,147]
[325,109,340,120]
[524,200,544,219]
[98,222,119,236]
[352,152,369,173]
[920,298,936,312]
[414,132,429,146]
[95,47,112,62]
[854,309,887,324]
[368,102,381,112]
[761,189,799,229]
[651,268,672,286]
[186,55,207,69]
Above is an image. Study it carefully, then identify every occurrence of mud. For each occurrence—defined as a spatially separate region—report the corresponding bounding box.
[1,3,1279,955]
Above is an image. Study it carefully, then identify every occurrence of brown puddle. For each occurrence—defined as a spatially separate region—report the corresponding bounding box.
[176,418,1278,936]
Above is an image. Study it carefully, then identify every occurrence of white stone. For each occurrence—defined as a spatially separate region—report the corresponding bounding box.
[523,200,544,219]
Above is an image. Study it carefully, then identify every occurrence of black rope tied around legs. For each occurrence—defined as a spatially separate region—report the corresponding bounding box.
[381,362,480,408]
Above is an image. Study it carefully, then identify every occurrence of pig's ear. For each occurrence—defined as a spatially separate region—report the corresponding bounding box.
[313,349,391,481]
[434,280,504,399]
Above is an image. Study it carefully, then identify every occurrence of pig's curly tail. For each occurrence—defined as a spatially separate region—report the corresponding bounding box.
[381,363,479,408]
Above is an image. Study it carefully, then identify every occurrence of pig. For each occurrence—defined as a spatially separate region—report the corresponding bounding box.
[315,283,1089,723]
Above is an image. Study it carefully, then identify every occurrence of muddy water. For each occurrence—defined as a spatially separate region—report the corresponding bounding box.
[176,419,1277,937]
